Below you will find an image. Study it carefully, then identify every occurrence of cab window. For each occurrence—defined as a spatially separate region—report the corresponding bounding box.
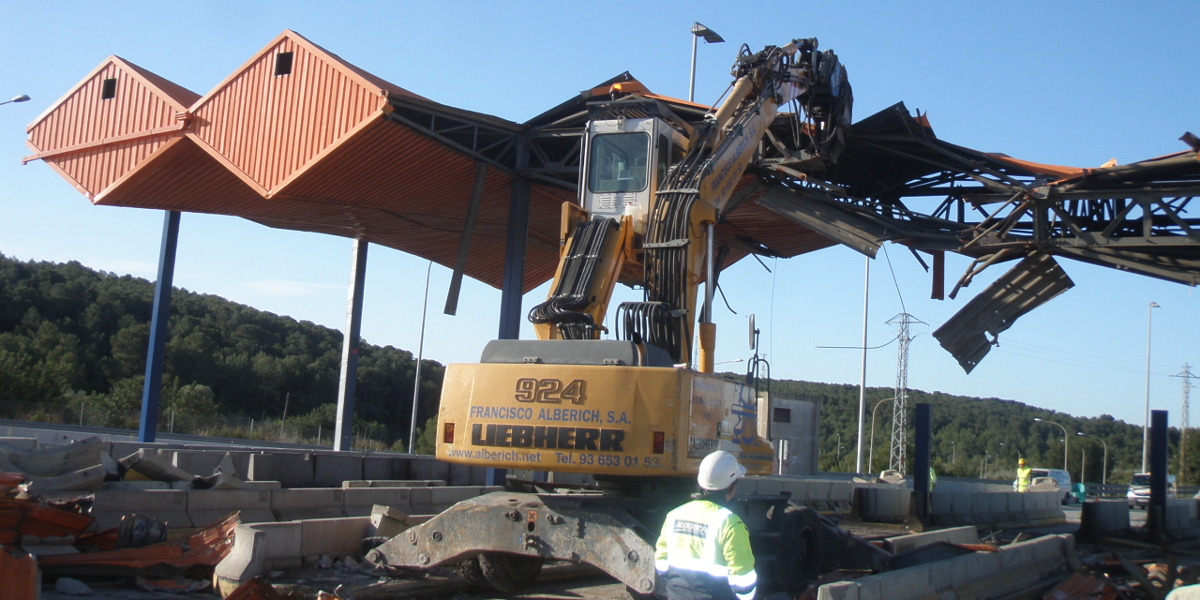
[589,133,649,193]
[656,135,685,190]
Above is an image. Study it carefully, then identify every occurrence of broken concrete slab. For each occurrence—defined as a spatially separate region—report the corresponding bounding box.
[817,534,1075,600]
[885,526,979,554]
[368,504,411,539]
[119,449,195,483]
[22,464,107,493]
[214,516,372,596]
[1,436,111,477]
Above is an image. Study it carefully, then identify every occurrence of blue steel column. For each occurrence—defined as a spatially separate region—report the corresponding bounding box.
[1148,409,1168,541]
[910,403,932,527]
[138,211,181,443]
[497,138,530,340]
[489,137,529,486]
[334,238,369,452]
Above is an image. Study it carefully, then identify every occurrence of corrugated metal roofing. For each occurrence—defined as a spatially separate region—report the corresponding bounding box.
[24,56,196,201]
[25,29,840,295]
[26,31,564,293]
[932,252,1075,373]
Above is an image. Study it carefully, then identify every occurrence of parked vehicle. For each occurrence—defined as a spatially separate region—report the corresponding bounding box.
[1127,473,1176,508]
[1015,468,1074,504]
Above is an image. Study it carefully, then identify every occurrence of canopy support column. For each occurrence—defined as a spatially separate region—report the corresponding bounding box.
[334,238,369,452]
[138,210,181,443]
[491,140,530,485]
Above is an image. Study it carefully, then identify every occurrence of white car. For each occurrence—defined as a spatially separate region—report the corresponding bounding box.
[1127,473,1175,509]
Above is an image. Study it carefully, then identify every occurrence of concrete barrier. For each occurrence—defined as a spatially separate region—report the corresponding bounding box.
[1079,500,1131,542]
[270,488,345,521]
[312,452,365,486]
[89,489,191,529]
[189,490,273,526]
[1166,498,1200,540]
[817,534,1075,600]
[740,477,860,513]
[849,489,1064,529]
[248,452,314,487]
[214,516,371,596]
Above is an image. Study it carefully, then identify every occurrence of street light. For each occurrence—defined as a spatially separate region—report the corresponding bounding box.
[1034,418,1069,472]
[1078,432,1108,485]
[0,94,30,106]
[714,358,744,366]
[689,23,724,102]
[1143,301,1160,473]
[868,397,895,475]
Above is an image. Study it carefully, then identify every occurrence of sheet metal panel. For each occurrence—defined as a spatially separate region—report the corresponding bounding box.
[27,58,195,200]
[190,34,387,194]
[95,136,263,213]
[933,252,1075,373]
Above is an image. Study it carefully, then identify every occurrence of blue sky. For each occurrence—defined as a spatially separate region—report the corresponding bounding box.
[1,1,1197,428]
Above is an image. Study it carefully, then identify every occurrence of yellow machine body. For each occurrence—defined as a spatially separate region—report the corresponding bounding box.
[436,362,774,477]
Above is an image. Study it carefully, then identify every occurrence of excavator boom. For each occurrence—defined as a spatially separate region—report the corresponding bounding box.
[435,37,852,479]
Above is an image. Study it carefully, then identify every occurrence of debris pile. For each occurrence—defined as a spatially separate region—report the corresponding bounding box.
[0,437,253,493]
[0,464,241,598]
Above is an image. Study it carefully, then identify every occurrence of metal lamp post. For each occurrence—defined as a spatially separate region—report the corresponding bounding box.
[689,23,724,102]
[1079,432,1108,485]
[407,261,432,454]
[1035,418,1069,472]
[868,397,895,475]
[1143,301,1160,473]
[0,94,30,106]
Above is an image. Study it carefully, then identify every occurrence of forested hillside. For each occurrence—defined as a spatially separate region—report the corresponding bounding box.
[764,378,1195,485]
[2,253,1195,481]
[0,253,441,450]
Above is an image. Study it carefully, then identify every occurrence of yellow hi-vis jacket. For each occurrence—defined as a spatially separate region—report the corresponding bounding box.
[655,499,757,600]
[1016,466,1032,492]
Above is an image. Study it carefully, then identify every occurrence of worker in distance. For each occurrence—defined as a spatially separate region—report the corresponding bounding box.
[1015,457,1031,493]
[655,450,757,600]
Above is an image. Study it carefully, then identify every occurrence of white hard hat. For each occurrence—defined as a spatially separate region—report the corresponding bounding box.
[697,450,746,491]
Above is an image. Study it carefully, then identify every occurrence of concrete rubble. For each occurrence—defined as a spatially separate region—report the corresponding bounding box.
[4,435,1200,600]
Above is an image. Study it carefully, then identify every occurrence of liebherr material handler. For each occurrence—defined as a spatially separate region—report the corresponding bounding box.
[368,38,880,595]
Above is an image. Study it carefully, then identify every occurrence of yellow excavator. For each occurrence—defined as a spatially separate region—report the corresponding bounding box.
[437,37,850,480]
[368,37,882,596]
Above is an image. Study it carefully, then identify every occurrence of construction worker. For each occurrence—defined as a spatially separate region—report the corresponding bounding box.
[655,450,757,600]
[1015,457,1032,492]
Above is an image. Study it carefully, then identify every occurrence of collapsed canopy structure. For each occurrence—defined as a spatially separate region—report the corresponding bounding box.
[25,29,1200,373]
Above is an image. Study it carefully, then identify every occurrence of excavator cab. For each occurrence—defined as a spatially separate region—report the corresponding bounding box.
[581,116,687,236]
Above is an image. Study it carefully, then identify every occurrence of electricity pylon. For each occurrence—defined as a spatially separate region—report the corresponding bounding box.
[886,313,924,473]
[1173,365,1199,483]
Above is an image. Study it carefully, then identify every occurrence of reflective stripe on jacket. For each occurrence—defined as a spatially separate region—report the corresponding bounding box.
[655,499,757,600]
